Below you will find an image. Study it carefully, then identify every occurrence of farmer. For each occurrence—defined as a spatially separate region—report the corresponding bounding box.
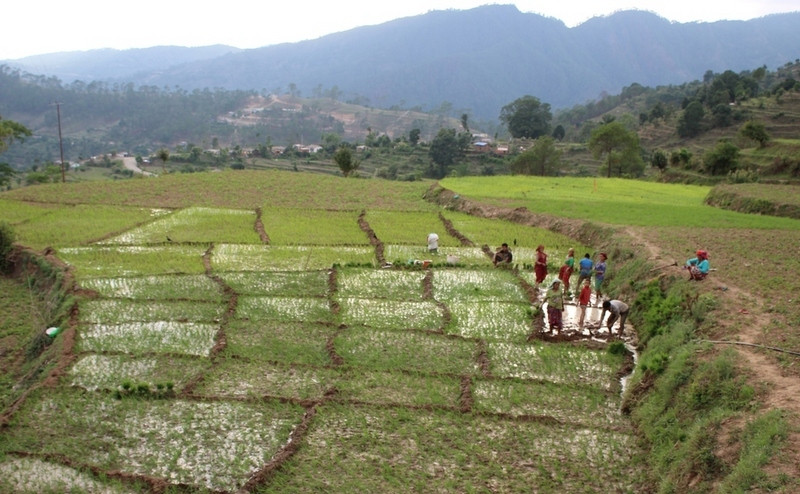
[545,279,564,332]
[577,278,592,333]
[685,249,710,280]
[575,253,593,297]
[594,252,608,305]
[427,232,439,254]
[600,299,629,337]
[493,243,513,267]
[558,248,575,295]
[534,244,548,290]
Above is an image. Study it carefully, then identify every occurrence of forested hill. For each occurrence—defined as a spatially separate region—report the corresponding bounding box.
[5,5,800,120]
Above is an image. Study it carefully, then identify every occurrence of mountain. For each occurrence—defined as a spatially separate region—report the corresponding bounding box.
[4,5,800,120]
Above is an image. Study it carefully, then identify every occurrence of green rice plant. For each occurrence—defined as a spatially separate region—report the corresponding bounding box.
[59,245,207,278]
[79,274,223,301]
[78,321,219,357]
[334,327,479,375]
[0,387,303,492]
[195,360,341,400]
[79,299,225,324]
[263,403,643,493]
[447,300,533,342]
[0,456,145,493]
[0,198,63,224]
[383,245,488,265]
[218,270,329,297]
[236,295,333,323]
[259,208,368,245]
[212,244,376,271]
[336,268,426,300]
[338,297,443,330]
[362,210,462,246]
[440,176,800,229]
[224,319,334,366]
[487,341,625,390]
[432,269,528,303]
[472,378,623,428]
[9,204,160,250]
[336,369,461,408]
[100,207,261,245]
[69,354,209,393]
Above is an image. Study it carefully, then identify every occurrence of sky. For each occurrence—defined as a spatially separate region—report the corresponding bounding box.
[2,0,799,60]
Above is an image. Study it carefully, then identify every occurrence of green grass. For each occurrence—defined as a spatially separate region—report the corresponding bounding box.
[440,176,800,229]
[260,208,368,245]
[363,210,462,246]
[59,245,207,278]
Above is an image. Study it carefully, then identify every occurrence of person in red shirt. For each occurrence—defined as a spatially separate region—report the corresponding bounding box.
[577,278,592,333]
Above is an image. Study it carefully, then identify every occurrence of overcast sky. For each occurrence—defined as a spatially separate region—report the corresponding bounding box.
[2,1,798,60]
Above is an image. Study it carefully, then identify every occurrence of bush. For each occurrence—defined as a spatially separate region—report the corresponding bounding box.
[0,221,15,272]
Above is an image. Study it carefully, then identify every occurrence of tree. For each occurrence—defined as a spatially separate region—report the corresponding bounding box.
[510,137,562,176]
[499,95,552,139]
[552,124,565,141]
[333,146,360,177]
[429,128,469,179]
[651,150,668,174]
[461,113,470,133]
[408,128,421,146]
[704,140,739,175]
[0,115,32,154]
[0,163,16,188]
[677,101,705,137]
[739,120,770,148]
[588,121,643,177]
[157,148,170,172]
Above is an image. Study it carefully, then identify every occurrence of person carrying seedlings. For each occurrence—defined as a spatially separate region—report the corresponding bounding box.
[545,279,564,332]
[427,232,439,254]
[533,244,548,289]
[685,249,710,280]
[492,243,513,267]
[558,248,575,295]
[593,252,607,305]
[575,253,593,297]
[577,278,592,333]
[600,299,629,337]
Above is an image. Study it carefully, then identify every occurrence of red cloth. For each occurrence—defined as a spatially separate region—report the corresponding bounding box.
[535,251,548,283]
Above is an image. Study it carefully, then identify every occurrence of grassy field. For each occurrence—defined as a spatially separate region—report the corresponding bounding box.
[1,170,798,492]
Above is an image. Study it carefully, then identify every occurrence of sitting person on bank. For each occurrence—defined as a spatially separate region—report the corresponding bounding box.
[685,250,710,280]
[492,243,513,267]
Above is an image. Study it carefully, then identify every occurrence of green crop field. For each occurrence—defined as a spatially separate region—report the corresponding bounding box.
[1,169,798,492]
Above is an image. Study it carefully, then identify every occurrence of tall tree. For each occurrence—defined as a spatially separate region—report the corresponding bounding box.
[333,146,360,177]
[510,137,562,176]
[429,128,470,179]
[499,96,552,139]
[588,121,643,177]
[677,101,705,137]
[0,115,32,154]
[739,120,769,148]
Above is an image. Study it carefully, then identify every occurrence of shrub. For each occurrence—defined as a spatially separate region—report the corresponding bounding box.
[0,221,15,272]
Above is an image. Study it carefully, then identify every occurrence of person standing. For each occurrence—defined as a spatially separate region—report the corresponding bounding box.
[545,279,564,333]
[685,249,710,280]
[600,299,629,337]
[558,248,575,295]
[534,244,548,290]
[575,253,593,297]
[577,278,592,333]
[427,232,439,255]
[594,252,607,305]
[493,243,513,267]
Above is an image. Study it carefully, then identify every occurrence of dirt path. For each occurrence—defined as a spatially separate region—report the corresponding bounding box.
[121,156,154,176]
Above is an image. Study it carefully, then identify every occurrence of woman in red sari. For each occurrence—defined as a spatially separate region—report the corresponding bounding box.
[534,244,548,290]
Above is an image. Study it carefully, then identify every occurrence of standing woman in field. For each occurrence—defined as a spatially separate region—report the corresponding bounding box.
[558,248,575,296]
[593,252,607,306]
[534,244,548,291]
[545,279,564,333]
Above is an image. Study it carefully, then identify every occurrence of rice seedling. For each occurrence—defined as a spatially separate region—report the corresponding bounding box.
[334,327,479,375]
[100,206,260,245]
[78,321,219,357]
[382,244,488,265]
[336,368,461,408]
[69,354,209,393]
[218,270,329,297]
[259,208,368,245]
[362,210,462,246]
[336,268,425,300]
[447,300,533,342]
[0,457,143,493]
[79,274,223,301]
[0,387,303,492]
[338,297,443,330]
[487,341,625,391]
[194,360,341,400]
[236,296,333,323]
[59,245,207,278]
[432,269,528,303]
[211,244,376,271]
[223,320,334,366]
[79,299,224,324]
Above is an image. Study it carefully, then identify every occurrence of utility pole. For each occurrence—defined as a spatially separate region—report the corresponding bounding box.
[56,101,65,183]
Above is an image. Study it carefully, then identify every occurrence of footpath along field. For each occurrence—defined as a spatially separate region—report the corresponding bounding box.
[0,171,641,493]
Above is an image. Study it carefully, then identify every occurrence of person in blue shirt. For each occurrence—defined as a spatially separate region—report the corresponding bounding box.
[686,250,710,280]
[575,253,594,298]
